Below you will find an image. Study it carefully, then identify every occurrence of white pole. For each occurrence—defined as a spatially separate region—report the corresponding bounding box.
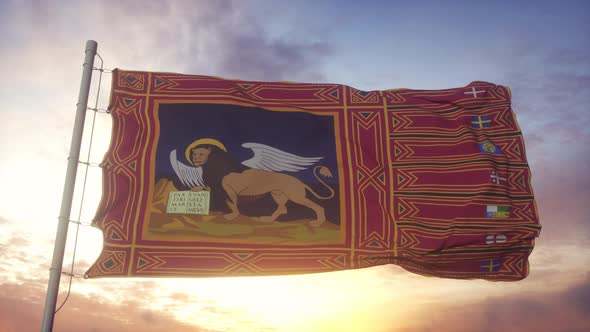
[40,40,98,332]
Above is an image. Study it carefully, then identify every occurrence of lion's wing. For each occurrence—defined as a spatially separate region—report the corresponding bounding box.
[170,149,204,188]
[241,142,323,172]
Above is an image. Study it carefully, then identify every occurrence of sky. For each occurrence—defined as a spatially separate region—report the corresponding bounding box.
[0,0,589,331]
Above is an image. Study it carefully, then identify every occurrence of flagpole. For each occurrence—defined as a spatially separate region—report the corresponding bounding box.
[40,40,98,332]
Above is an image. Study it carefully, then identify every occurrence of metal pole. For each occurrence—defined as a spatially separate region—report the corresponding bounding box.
[40,40,98,332]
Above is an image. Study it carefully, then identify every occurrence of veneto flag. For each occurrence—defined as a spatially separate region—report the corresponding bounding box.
[86,69,541,281]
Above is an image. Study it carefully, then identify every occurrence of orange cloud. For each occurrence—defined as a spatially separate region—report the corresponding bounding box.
[396,276,590,332]
[0,282,209,332]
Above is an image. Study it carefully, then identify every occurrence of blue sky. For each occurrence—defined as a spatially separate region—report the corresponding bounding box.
[0,1,589,331]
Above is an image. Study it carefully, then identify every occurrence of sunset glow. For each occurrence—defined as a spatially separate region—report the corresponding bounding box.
[1,1,589,331]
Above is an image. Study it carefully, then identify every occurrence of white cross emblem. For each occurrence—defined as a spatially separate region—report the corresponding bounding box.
[490,171,507,184]
[486,234,507,244]
[464,87,486,98]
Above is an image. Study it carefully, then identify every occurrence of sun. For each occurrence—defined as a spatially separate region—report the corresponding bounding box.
[146,269,409,332]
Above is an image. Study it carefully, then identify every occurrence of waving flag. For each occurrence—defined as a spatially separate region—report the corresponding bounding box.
[86,69,540,281]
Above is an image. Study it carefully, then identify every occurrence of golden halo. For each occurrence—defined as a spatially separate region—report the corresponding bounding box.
[185,138,227,163]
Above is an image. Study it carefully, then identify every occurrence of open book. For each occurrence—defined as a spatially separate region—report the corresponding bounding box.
[166,191,210,215]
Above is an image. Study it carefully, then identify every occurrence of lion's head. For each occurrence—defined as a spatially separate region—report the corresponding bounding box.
[190,146,212,166]
[185,138,227,166]
[184,139,249,188]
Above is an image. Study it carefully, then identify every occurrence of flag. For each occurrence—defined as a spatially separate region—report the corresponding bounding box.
[471,115,492,128]
[486,205,511,218]
[86,70,541,281]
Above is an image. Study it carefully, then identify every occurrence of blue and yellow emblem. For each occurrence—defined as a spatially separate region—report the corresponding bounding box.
[471,115,492,129]
[479,142,501,154]
[480,259,501,272]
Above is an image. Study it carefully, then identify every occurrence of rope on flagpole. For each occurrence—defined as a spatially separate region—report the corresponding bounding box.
[41,40,98,332]
[93,66,112,73]
[78,161,101,167]
[54,51,110,313]
[87,107,110,114]
[68,219,95,227]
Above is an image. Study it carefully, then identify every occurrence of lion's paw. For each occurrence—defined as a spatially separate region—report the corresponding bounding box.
[223,213,239,221]
[259,216,277,223]
[308,219,326,228]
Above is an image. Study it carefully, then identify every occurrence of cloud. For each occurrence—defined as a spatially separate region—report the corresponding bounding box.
[0,1,336,298]
[170,292,191,302]
[504,46,590,148]
[0,0,336,187]
[0,3,588,332]
[474,38,590,168]
[480,42,590,244]
[564,276,590,314]
[397,276,590,332]
[0,0,330,84]
[527,155,590,242]
[0,282,212,332]
[7,234,29,247]
[89,0,333,82]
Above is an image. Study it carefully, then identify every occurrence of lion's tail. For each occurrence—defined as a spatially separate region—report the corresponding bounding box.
[305,166,335,200]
